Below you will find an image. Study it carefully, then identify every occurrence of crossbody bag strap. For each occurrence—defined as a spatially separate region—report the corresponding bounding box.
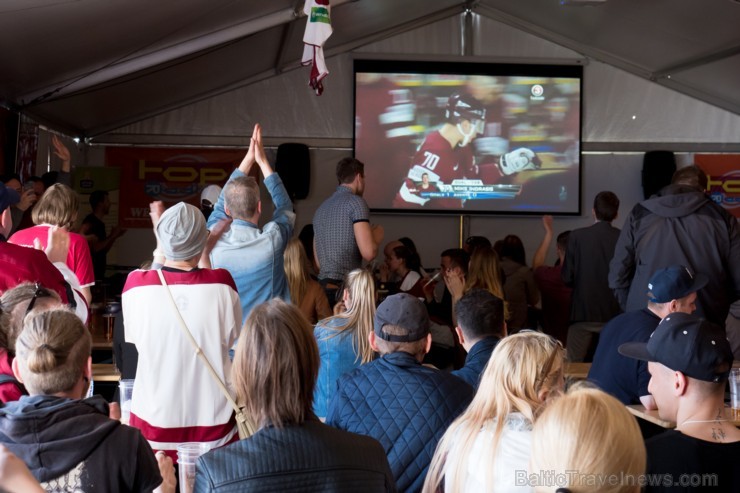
[156,269,254,436]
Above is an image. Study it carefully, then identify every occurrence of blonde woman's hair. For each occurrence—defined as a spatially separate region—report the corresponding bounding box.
[465,246,505,300]
[320,269,375,364]
[423,331,565,493]
[31,183,79,229]
[232,299,319,429]
[0,283,62,353]
[14,308,91,395]
[284,238,310,307]
[531,385,646,493]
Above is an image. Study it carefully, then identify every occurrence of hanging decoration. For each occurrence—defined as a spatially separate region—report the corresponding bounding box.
[302,0,332,96]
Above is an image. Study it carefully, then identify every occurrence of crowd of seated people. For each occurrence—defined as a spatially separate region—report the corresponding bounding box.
[0,131,738,493]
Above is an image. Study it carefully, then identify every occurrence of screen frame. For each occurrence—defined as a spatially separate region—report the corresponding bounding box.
[353,58,584,217]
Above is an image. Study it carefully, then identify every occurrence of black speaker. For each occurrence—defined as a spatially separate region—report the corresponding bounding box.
[275,143,310,200]
[642,151,676,199]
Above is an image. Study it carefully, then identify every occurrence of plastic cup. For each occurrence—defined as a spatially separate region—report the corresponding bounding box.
[118,379,135,425]
[177,443,210,493]
[729,369,740,421]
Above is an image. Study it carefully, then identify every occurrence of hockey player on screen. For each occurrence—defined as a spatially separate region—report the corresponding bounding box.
[395,93,541,208]
[394,93,484,208]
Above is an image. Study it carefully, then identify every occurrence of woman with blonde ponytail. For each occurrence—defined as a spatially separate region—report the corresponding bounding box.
[423,331,565,493]
[313,268,376,419]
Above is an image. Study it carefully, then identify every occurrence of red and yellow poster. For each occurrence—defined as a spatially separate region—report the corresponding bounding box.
[694,154,740,218]
[106,147,246,228]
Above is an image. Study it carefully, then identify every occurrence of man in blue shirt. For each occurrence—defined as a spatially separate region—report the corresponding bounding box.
[208,124,295,323]
[588,265,706,409]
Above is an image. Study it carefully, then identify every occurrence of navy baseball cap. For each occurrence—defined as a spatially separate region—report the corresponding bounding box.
[619,312,733,383]
[0,182,20,213]
[647,265,707,303]
[374,293,430,342]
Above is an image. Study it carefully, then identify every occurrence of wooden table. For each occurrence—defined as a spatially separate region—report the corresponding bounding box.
[627,404,740,429]
[564,362,591,380]
[626,404,677,428]
[92,363,121,382]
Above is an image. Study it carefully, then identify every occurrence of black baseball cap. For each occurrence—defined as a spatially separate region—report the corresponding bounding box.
[374,293,430,342]
[647,265,707,303]
[619,312,733,383]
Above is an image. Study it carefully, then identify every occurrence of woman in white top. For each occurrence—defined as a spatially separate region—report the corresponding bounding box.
[423,331,565,493]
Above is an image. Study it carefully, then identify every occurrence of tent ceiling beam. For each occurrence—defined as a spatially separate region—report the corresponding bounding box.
[652,43,740,78]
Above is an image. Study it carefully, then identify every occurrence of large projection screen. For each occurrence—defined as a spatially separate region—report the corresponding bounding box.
[355,59,583,215]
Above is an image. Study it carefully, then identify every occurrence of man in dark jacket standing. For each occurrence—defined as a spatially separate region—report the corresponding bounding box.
[609,165,740,325]
[561,191,622,362]
[327,293,473,493]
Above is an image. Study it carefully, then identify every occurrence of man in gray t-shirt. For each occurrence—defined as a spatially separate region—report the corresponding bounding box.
[313,157,383,304]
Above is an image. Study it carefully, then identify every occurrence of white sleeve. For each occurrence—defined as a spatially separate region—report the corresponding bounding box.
[53,261,89,324]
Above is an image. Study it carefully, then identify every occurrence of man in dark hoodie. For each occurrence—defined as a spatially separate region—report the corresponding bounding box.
[609,165,740,325]
[0,308,173,493]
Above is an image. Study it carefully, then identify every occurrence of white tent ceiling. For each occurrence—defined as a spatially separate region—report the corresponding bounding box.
[1,0,739,141]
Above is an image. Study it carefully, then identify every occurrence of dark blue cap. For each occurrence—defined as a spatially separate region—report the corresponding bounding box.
[647,265,707,303]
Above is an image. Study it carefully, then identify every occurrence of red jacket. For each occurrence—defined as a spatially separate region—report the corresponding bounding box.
[0,242,71,303]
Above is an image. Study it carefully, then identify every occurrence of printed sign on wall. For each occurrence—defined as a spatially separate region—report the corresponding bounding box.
[106,147,247,228]
[694,154,740,218]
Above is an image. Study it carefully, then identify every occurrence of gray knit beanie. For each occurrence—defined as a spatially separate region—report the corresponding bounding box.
[156,202,209,261]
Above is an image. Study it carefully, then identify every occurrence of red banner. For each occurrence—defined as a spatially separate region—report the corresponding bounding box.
[694,154,740,218]
[106,147,246,228]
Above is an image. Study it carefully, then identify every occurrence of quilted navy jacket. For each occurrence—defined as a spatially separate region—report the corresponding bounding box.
[326,351,474,493]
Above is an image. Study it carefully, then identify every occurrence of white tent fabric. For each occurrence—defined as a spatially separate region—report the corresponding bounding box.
[109,14,740,147]
[2,1,740,144]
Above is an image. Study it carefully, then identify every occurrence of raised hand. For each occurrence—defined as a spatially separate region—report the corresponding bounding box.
[253,124,268,166]
[445,271,466,302]
[542,215,553,233]
[238,124,259,174]
[52,135,71,172]
[149,201,166,230]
